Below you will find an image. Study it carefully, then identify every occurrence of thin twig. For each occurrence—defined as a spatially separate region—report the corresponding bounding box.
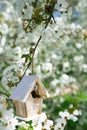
[0,91,9,97]
[34,35,42,52]
[52,15,56,23]
[31,3,55,73]
[31,52,34,74]
[21,62,31,79]
[22,3,55,76]
[31,35,42,74]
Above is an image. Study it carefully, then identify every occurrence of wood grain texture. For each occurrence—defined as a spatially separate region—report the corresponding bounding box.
[13,101,27,117]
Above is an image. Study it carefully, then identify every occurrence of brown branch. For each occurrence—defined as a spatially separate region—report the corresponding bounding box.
[21,62,31,79]
[21,3,55,76]
[31,3,55,74]
[31,35,43,74]
[52,15,56,23]
[31,52,34,74]
[34,35,42,52]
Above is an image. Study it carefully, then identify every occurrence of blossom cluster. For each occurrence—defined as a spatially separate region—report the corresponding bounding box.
[0,84,82,130]
[0,100,81,130]
[18,111,79,130]
[0,0,87,99]
[0,104,18,130]
[0,0,87,130]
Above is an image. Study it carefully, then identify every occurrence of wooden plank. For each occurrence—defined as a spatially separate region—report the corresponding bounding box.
[25,94,34,117]
[36,78,48,98]
[14,101,27,117]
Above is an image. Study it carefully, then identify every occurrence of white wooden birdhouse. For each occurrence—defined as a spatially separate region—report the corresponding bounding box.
[10,75,48,120]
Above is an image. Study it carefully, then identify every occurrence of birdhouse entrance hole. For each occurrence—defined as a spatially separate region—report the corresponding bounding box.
[31,84,41,98]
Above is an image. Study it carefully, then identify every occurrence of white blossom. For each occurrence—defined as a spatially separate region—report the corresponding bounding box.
[63,61,70,72]
[34,123,42,130]
[59,111,79,122]
[76,43,83,49]
[41,62,52,74]
[38,113,47,123]
[59,111,71,120]
[54,118,66,130]
[69,104,74,109]
[73,109,82,116]
[0,104,18,130]
[70,114,78,122]
[81,64,87,72]
[74,55,84,62]
[43,119,53,130]
[50,79,60,87]
[55,0,68,10]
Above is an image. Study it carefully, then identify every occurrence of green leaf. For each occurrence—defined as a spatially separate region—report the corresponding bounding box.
[27,120,32,126]
[21,54,32,62]
[21,54,29,59]
[0,14,3,19]
[17,127,27,130]
[34,6,44,15]
[28,126,34,130]
[77,92,87,101]
[28,55,32,62]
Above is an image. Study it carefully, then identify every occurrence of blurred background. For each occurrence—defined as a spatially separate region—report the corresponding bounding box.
[0,0,87,130]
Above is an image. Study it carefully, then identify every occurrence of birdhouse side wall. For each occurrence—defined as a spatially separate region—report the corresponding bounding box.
[25,94,34,117]
[13,100,27,117]
[36,78,47,97]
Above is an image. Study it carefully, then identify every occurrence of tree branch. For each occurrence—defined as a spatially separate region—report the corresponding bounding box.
[31,3,55,74]
[22,3,55,76]
[21,62,31,79]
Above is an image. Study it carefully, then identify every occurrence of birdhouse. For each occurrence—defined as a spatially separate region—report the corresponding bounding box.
[9,75,48,119]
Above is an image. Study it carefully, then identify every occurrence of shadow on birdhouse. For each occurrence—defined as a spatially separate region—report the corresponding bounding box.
[9,75,48,120]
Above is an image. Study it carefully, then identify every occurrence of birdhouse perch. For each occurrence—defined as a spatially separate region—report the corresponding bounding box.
[9,75,48,120]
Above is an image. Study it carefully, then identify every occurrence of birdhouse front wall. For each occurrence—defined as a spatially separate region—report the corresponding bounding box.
[30,85,43,114]
[33,97,43,114]
[13,100,27,117]
[25,92,43,118]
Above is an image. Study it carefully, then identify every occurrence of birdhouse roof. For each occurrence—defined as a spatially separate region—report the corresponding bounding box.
[10,75,48,102]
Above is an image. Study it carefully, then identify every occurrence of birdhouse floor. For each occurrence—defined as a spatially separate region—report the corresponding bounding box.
[16,113,45,121]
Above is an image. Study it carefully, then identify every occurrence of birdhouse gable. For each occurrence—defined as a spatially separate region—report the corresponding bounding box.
[10,75,47,102]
